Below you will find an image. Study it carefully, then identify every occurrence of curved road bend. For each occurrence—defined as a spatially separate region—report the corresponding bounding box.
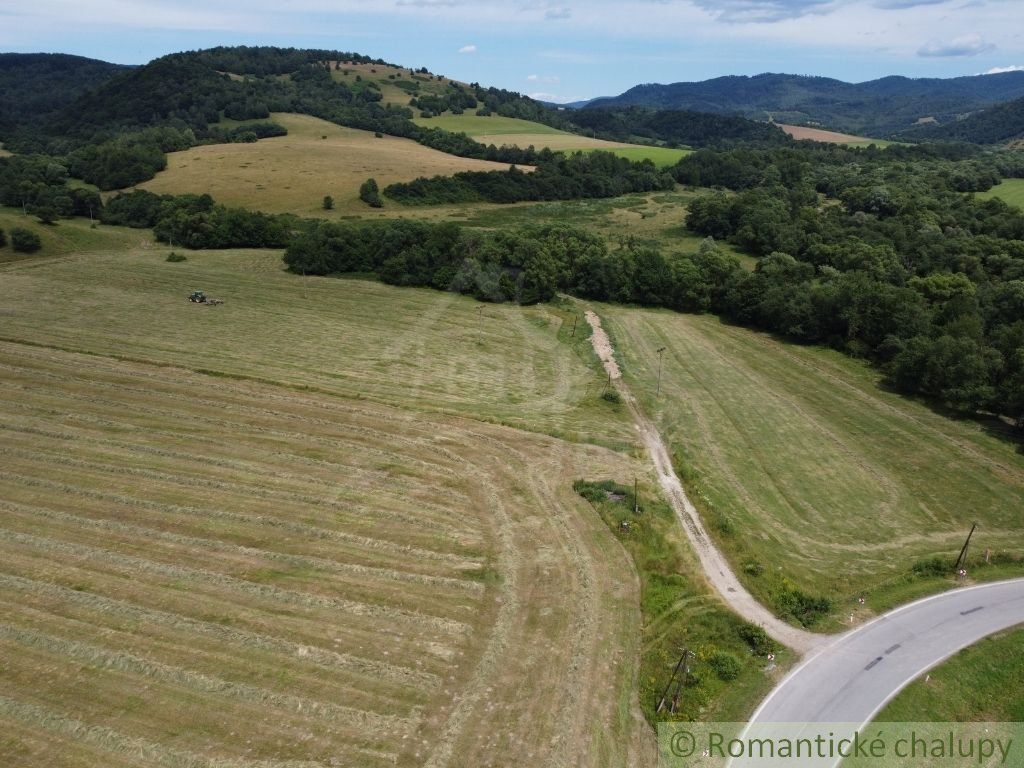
[729,579,1024,767]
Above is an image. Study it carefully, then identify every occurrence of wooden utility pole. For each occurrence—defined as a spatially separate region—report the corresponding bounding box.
[570,314,578,338]
[656,347,667,397]
[954,523,977,572]
[634,477,639,514]
[656,650,688,714]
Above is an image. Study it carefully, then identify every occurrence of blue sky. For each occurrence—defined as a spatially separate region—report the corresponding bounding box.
[2,0,1022,101]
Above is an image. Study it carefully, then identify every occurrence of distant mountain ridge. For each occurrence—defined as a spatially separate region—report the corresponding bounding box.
[585,71,1024,138]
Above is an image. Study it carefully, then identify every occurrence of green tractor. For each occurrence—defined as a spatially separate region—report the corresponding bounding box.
[187,290,223,306]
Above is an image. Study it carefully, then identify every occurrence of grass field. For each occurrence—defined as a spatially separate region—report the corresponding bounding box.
[0,233,656,766]
[413,114,691,166]
[779,124,897,148]
[0,209,140,264]
[136,113,520,215]
[600,306,1024,626]
[0,143,11,158]
[978,178,1024,209]
[875,625,1024,721]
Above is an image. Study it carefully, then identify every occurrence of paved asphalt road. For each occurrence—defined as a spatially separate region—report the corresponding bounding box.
[728,579,1024,767]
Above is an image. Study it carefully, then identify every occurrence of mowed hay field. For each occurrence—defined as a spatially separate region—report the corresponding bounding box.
[136,113,520,215]
[0,243,652,766]
[413,114,690,166]
[600,306,1024,611]
[778,124,895,148]
[0,240,633,447]
[979,178,1024,209]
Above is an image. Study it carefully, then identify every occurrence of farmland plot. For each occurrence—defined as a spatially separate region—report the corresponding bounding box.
[601,306,1024,614]
[0,340,649,767]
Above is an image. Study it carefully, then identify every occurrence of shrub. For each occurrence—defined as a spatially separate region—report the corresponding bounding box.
[912,556,953,577]
[322,195,334,210]
[166,251,187,262]
[708,650,742,681]
[359,178,383,208]
[742,560,765,577]
[10,227,41,253]
[601,389,622,403]
[0,227,6,248]
[737,623,774,655]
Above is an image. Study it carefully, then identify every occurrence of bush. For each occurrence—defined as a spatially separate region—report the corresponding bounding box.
[708,650,742,681]
[737,623,775,655]
[912,556,953,577]
[0,228,6,248]
[601,389,622,403]
[322,195,334,210]
[359,178,383,208]
[166,251,187,262]
[10,227,41,253]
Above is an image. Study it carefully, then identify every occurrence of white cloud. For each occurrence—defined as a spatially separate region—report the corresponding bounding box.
[692,0,838,23]
[527,73,561,83]
[529,91,576,103]
[984,64,1024,74]
[918,33,995,56]
[457,44,477,54]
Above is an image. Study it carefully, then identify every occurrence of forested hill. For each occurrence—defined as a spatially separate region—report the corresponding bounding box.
[907,96,1024,145]
[585,71,1024,138]
[0,53,130,131]
[0,45,789,190]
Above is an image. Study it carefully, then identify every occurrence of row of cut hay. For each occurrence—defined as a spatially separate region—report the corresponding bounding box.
[0,528,472,637]
[0,442,480,547]
[0,379,481,549]
[0,544,467,681]
[0,498,482,597]
[0,696,391,768]
[0,470,481,570]
[0,500,484,624]
[0,573,439,690]
[0,623,413,733]
[0,416,483,534]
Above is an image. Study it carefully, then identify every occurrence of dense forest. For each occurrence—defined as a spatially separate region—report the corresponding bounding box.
[0,53,129,133]
[908,96,1024,145]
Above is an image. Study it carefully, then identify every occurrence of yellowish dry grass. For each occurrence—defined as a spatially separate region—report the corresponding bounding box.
[136,113,519,215]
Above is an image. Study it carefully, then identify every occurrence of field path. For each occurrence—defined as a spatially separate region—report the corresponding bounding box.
[584,310,823,654]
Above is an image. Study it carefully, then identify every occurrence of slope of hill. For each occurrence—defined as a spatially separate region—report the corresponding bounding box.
[586,71,1024,138]
[137,112,523,215]
[0,53,129,134]
[908,95,1024,144]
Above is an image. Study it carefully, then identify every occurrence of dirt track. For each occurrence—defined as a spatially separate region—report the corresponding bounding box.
[584,310,822,654]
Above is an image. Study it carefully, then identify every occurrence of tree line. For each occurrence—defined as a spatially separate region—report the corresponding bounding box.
[384,150,675,205]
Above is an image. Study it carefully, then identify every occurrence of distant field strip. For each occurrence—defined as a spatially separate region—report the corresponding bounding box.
[413,113,690,165]
[137,113,520,215]
[602,307,1024,601]
[0,340,646,767]
[779,124,895,147]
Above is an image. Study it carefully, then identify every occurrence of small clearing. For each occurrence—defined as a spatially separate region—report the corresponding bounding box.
[779,124,889,146]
